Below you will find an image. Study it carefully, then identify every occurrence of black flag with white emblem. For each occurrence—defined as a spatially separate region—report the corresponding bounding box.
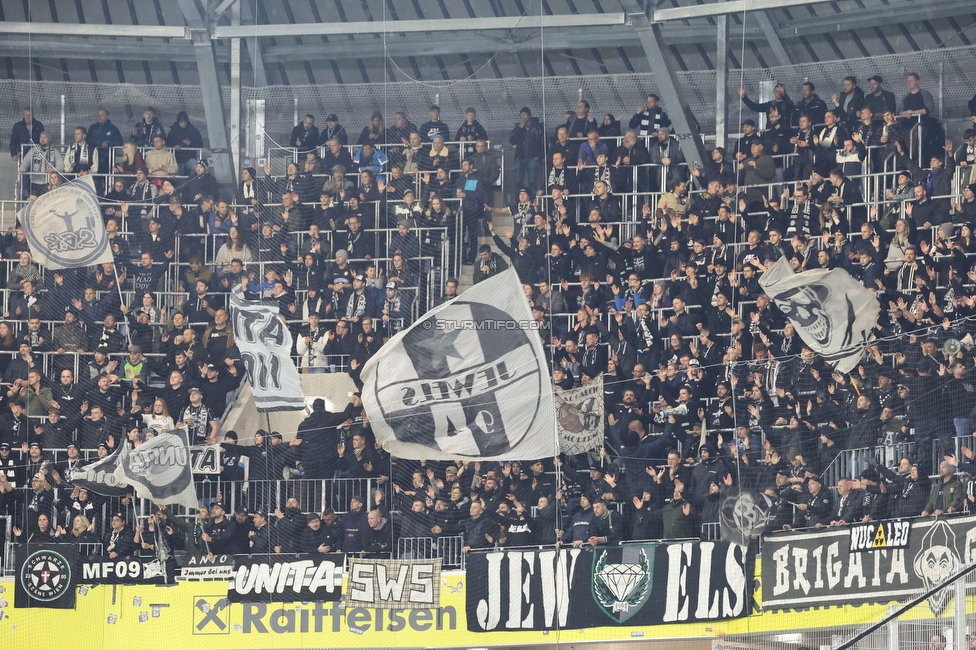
[362,269,556,460]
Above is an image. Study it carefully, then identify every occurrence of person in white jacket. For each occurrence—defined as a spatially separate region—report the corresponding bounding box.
[296,312,329,370]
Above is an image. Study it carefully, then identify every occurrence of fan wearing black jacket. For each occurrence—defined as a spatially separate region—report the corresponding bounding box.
[296,394,362,480]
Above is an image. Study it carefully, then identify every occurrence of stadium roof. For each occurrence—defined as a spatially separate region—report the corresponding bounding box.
[0,0,972,86]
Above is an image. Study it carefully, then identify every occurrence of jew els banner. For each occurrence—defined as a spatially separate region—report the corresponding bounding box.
[763,514,976,614]
[465,542,748,631]
[228,554,345,603]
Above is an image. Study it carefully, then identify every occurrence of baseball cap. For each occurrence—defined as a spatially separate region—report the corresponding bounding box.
[253,509,267,519]
[386,281,398,290]
[0,442,10,451]
[326,113,338,122]
[128,344,142,355]
[353,274,365,282]
[189,387,202,394]
[688,359,701,367]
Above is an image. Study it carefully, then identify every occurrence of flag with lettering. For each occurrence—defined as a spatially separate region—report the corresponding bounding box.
[70,444,129,497]
[19,175,114,269]
[758,257,880,373]
[114,427,198,511]
[555,374,604,454]
[228,285,305,411]
[361,268,556,460]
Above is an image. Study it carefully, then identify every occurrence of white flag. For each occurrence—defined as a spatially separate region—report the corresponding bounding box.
[19,175,114,269]
[228,285,305,411]
[362,268,556,460]
[555,374,605,455]
[114,428,199,511]
[758,257,880,373]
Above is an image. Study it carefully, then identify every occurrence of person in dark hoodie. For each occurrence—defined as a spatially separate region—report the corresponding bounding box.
[689,443,729,508]
[167,111,204,175]
[598,114,621,138]
[341,495,368,554]
[359,507,393,558]
[877,457,930,518]
[557,493,595,548]
[272,496,307,553]
[296,394,362,480]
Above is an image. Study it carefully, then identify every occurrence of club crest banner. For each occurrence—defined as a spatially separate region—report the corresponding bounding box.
[15,544,78,609]
[19,175,114,269]
[228,286,305,411]
[758,257,880,373]
[362,268,556,460]
[555,374,604,454]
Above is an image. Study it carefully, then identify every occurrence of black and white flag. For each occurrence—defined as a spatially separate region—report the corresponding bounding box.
[228,285,305,411]
[114,427,198,511]
[19,175,114,269]
[362,268,556,460]
[758,257,879,373]
[555,374,604,454]
[70,444,130,497]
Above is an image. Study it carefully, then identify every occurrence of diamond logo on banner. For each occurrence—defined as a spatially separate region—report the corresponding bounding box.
[592,546,653,622]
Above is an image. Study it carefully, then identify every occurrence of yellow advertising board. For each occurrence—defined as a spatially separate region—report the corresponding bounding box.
[0,561,967,650]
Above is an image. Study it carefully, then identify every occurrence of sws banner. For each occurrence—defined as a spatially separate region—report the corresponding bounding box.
[15,544,78,609]
[465,542,749,631]
[80,556,167,585]
[228,554,344,603]
[763,514,976,614]
[348,558,442,610]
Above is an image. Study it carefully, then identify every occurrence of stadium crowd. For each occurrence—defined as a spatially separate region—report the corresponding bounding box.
[2,71,976,563]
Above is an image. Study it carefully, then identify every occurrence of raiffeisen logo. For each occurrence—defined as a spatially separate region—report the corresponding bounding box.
[235,602,458,634]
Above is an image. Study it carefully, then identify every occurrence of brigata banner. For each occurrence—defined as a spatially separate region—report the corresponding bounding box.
[80,556,167,585]
[347,558,441,610]
[763,514,976,615]
[465,542,749,631]
[228,554,344,603]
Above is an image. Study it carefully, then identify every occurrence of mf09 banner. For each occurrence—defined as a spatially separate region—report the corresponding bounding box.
[465,542,749,631]
[763,514,976,615]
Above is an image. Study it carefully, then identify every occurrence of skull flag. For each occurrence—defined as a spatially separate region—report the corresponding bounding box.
[361,268,557,461]
[758,257,880,373]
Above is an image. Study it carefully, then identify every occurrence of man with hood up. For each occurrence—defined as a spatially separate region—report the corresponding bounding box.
[167,111,204,175]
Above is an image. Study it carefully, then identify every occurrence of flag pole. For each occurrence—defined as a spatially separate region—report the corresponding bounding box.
[112,263,133,347]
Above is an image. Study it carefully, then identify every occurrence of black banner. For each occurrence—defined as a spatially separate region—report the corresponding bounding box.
[79,556,169,585]
[228,554,345,603]
[15,544,78,609]
[465,542,749,631]
[763,514,976,614]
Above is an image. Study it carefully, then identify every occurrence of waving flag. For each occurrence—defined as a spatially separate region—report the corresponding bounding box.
[114,428,199,511]
[362,269,556,460]
[758,257,880,373]
[19,175,113,269]
[228,285,305,411]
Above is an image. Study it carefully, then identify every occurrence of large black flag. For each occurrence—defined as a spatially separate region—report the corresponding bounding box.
[15,544,78,609]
